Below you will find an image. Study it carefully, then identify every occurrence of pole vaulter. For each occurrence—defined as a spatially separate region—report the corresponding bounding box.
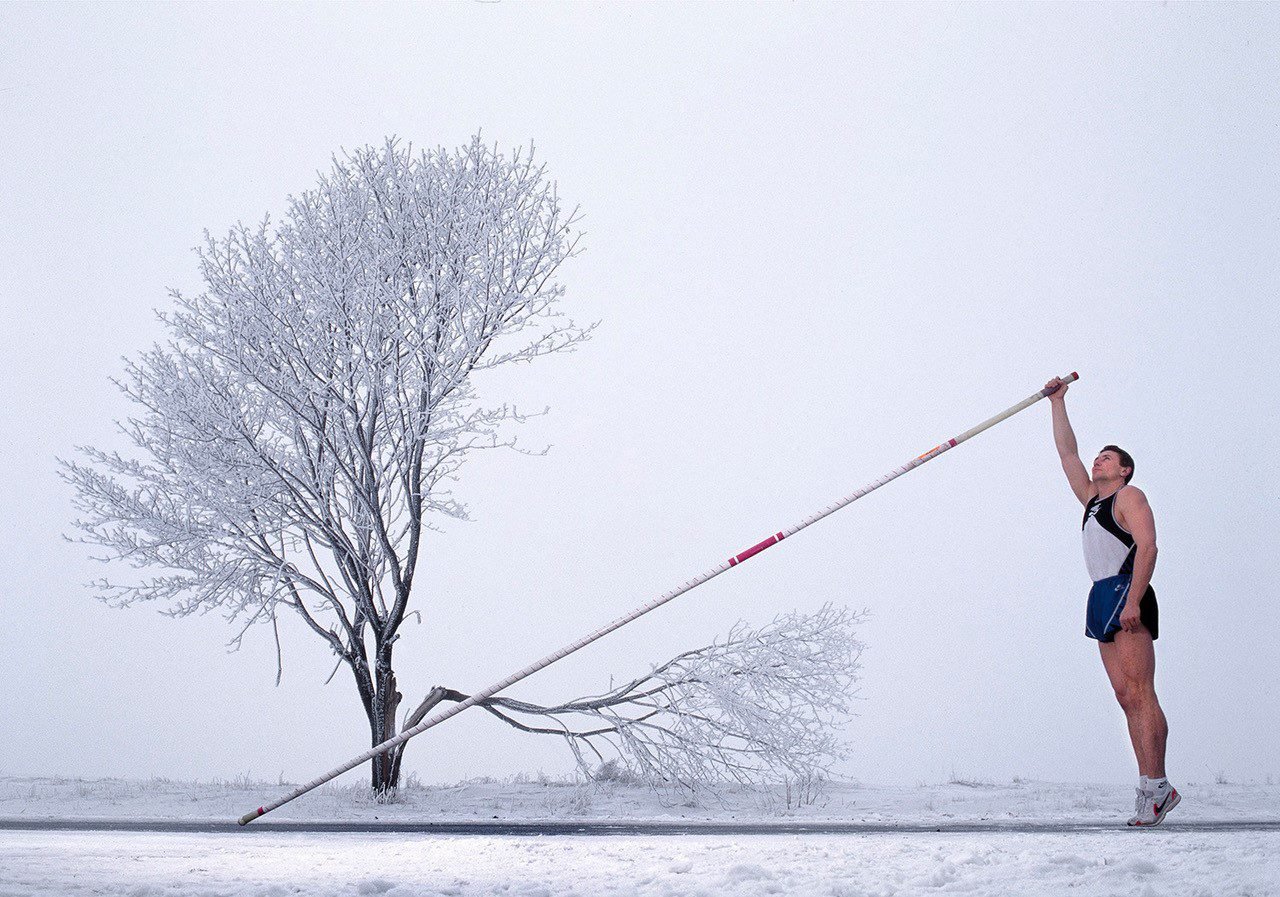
[239,372,1079,825]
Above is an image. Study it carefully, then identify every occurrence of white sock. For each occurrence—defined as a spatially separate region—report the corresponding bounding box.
[1139,775,1150,790]
[1148,776,1170,792]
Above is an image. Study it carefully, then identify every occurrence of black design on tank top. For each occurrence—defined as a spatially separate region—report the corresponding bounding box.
[1082,491,1136,578]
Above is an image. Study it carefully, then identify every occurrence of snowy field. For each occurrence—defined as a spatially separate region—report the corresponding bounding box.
[1,776,1278,896]
[1,773,1279,825]
[4,828,1278,897]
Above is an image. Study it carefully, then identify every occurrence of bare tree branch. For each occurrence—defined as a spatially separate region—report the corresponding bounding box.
[431,604,867,795]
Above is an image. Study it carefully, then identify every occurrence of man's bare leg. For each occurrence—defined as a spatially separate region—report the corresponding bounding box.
[1098,626,1168,777]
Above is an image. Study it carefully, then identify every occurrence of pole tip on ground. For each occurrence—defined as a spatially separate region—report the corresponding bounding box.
[238,807,265,826]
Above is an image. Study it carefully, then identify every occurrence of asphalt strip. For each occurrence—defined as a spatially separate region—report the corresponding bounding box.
[2,819,1277,835]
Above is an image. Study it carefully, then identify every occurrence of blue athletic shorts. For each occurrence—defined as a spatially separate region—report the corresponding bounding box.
[1086,574,1159,642]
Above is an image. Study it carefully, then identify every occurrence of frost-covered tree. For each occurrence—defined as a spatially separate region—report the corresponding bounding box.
[62,136,865,798]
[61,137,589,792]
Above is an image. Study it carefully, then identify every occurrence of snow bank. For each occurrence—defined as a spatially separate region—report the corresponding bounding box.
[0,774,1276,825]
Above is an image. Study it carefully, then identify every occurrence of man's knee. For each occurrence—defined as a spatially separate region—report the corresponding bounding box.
[1114,681,1157,714]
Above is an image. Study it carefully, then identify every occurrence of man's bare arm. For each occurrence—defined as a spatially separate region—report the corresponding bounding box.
[1045,377,1095,505]
[1116,486,1158,633]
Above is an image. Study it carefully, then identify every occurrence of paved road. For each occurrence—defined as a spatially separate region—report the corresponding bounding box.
[2,819,1277,835]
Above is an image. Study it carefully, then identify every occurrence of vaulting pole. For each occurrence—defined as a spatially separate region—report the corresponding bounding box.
[239,372,1078,824]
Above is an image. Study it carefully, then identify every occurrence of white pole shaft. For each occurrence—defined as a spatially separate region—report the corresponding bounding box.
[239,372,1078,825]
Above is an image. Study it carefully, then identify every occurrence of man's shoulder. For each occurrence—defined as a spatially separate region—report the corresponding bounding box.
[1114,485,1154,527]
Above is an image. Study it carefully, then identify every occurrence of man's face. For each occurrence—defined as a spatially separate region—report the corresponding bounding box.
[1092,450,1130,482]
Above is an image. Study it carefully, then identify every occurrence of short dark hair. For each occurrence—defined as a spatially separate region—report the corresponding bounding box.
[1101,444,1134,484]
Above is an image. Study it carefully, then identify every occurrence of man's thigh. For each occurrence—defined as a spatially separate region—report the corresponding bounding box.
[1098,626,1156,692]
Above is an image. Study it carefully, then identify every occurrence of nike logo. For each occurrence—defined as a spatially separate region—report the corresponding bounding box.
[1153,791,1175,815]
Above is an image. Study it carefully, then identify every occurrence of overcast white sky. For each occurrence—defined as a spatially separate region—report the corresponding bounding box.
[1,3,1277,791]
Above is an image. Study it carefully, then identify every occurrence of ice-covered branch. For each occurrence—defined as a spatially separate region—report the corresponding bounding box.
[433,604,866,793]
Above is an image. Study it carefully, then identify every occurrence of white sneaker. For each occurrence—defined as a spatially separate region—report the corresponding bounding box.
[1128,785,1181,827]
[1126,787,1153,826]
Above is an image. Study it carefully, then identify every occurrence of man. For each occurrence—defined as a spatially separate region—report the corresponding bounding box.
[1045,376,1179,827]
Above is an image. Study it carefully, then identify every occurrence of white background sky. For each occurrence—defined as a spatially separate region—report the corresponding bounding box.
[1,3,1276,790]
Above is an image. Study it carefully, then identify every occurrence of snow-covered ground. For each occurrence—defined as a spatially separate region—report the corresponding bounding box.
[1,775,1277,896]
[2,773,1276,825]
[5,828,1278,897]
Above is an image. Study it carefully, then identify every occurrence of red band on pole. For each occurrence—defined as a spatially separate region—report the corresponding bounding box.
[730,531,785,566]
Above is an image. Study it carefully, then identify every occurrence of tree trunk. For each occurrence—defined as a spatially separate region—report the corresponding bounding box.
[370,666,401,795]
[386,686,449,787]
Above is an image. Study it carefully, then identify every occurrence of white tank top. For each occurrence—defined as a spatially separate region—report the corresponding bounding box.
[1082,489,1136,582]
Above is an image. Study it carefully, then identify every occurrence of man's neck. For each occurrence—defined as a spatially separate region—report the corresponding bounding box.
[1094,478,1125,500]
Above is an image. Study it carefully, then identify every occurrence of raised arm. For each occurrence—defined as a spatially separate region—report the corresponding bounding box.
[1045,377,1095,505]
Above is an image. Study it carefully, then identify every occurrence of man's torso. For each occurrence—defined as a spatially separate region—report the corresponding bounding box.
[1082,489,1135,582]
